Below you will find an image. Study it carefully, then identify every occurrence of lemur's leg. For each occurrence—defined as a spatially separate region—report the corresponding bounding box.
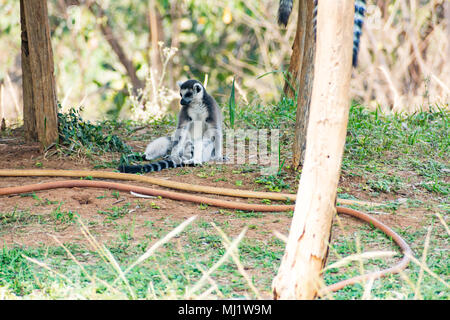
[181,140,194,162]
[183,138,214,165]
[201,138,215,162]
[204,126,223,161]
[190,120,206,164]
[170,124,191,164]
[192,138,205,164]
[144,137,172,160]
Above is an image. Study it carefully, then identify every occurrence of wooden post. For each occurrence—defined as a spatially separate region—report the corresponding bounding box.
[286,0,316,168]
[20,0,59,149]
[148,0,163,75]
[272,0,355,299]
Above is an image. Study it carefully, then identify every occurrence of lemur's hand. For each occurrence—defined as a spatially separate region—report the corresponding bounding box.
[182,158,203,165]
[211,155,228,163]
[170,147,185,164]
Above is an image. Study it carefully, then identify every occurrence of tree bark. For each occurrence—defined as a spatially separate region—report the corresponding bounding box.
[20,0,59,149]
[148,0,163,75]
[287,0,316,169]
[272,0,355,300]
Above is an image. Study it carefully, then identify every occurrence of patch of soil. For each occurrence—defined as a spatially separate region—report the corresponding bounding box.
[0,137,431,253]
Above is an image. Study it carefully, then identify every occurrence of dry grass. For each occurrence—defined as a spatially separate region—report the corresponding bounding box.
[215,0,449,112]
[352,0,449,112]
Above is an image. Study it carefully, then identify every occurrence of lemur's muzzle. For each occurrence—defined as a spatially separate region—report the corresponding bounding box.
[180,98,191,106]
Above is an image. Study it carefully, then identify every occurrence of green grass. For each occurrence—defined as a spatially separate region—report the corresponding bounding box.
[344,106,448,169]
[0,221,284,299]
[325,223,449,300]
[51,204,78,224]
[1,208,446,299]
[98,203,132,221]
[0,208,35,227]
[223,96,297,130]
[3,213,445,300]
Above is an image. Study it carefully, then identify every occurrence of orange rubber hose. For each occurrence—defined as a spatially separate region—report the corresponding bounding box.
[0,177,413,294]
[0,180,294,212]
[0,169,380,206]
[321,206,413,294]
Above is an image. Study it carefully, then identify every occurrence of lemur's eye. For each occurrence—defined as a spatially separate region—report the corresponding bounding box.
[180,93,182,97]
[186,92,192,97]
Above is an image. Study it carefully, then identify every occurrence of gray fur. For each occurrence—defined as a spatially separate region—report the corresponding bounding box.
[278,0,294,26]
[144,136,172,160]
[145,79,223,167]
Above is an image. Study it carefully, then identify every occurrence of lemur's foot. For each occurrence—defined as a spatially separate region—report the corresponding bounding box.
[183,157,203,166]
[211,156,229,163]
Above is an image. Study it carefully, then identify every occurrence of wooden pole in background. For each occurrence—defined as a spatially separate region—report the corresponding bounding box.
[272,0,355,299]
[289,0,316,169]
[20,0,59,150]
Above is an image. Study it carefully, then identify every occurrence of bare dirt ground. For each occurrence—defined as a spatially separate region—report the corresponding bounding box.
[0,135,432,253]
[0,138,293,247]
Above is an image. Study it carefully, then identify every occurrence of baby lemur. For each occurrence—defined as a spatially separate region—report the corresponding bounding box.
[118,79,223,173]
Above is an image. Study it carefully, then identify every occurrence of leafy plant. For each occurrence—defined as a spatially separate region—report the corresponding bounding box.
[51,204,78,224]
[57,107,132,155]
[255,175,290,192]
[98,203,131,221]
[228,77,236,129]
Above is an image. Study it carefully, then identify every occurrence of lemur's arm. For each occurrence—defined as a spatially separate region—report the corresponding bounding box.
[170,107,192,163]
[204,124,223,161]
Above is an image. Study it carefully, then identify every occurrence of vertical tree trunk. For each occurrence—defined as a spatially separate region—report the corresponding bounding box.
[283,0,314,98]
[288,0,316,169]
[148,0,163,75]
[273,0,355,300]
[20,0,59,150]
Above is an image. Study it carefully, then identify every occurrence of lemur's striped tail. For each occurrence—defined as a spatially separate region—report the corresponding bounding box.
[277,0,366,67]
[278,0,294,26]
[118,159,189,174]
[352,0,366,67]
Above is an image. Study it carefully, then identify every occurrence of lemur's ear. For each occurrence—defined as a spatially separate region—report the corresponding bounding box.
[176,81,184,88]
[193,83,202,93]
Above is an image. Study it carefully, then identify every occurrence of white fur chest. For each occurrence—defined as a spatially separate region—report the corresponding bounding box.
[187,103,208,122]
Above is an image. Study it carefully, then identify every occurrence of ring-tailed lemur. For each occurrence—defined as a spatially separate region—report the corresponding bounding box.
[278,0,366,67]
[118,79,223,174]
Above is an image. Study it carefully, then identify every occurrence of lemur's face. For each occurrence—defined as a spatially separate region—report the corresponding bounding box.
[178,80,203,106]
